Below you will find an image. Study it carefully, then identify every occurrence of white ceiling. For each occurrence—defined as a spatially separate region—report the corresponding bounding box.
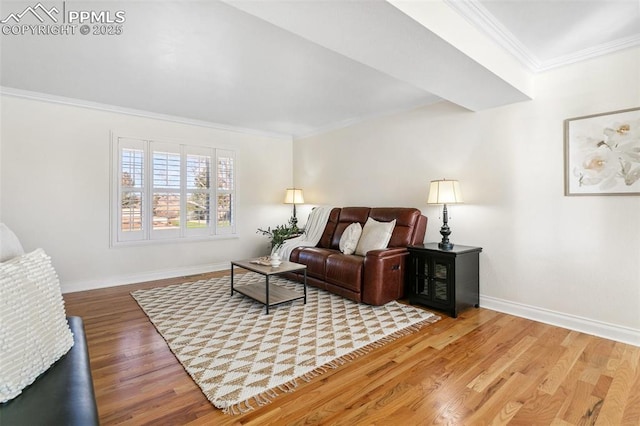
[1,1,638,138]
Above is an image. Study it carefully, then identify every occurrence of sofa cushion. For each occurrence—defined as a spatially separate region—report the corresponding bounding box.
[330,207,370,249]
[0,223,25,262]
[369,208,421,247]
[325,254,364,293]
[339,222,362,255]
[355,218,396,256]
[297,247,333,279]
[0,249,74,403]
[317,208,341,249]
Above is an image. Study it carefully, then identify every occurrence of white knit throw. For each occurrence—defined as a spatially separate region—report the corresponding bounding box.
[275,206,333,261]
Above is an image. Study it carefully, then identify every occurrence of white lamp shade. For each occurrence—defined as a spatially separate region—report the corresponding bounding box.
[284,188,305,204]
[427,180,463,204]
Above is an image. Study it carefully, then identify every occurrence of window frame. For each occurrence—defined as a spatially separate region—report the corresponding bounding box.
[110,133,236,247]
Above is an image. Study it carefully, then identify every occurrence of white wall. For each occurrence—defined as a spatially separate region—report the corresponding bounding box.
[0,96,293,292]
[1,49,638,345]
[294,47,640,345]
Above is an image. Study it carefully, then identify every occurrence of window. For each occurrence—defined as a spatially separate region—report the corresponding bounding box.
[112,136,235,245]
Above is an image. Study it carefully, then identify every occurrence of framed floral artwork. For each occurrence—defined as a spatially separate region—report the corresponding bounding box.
[564,107,640,196]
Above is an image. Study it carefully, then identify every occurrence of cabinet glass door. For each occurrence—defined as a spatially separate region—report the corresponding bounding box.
[432,260,449,303]
[414,256,429,297]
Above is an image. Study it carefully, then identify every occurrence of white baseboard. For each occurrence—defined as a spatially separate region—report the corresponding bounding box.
[61,262,230,294]
[481,295,640,347]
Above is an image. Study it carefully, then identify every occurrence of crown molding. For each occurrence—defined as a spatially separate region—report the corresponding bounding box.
[444,0,541,71]
[0,87,293,141]
[537,33,640,71]
[444,0,640,73]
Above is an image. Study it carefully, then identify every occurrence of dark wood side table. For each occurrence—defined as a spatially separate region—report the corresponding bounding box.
[406,243,482,318]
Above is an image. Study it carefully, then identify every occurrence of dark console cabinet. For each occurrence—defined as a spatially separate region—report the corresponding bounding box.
[407,243,482,318]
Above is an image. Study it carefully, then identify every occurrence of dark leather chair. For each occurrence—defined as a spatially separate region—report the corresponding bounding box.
[0,316,99,426]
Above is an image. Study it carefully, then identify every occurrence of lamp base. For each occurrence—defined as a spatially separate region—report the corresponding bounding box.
[290,204,298,229]
[438,241,454,250]
[438,204,454,251]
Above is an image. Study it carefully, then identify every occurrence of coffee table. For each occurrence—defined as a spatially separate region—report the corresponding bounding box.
[230,258,307,314]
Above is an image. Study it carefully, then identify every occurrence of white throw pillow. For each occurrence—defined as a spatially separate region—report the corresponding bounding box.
[0,249,74,403]
[339,222,362,255]
[355,218,396,256]
[0,223,25,262]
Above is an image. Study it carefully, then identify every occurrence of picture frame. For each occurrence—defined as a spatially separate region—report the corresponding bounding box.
[564,107,640,196]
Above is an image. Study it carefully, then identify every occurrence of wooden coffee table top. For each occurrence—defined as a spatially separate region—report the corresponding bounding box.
[231,258,307,276]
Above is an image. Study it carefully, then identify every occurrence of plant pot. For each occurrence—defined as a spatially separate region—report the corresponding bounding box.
[270,252,282,267]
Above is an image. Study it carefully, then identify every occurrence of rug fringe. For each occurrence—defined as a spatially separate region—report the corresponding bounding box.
[222,316,439,415]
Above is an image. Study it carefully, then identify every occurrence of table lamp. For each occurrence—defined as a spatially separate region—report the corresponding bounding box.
[284,188,304,228]
[427,179,463,250]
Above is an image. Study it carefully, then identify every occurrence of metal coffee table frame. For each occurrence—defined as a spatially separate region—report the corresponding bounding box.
[230,259,307,314]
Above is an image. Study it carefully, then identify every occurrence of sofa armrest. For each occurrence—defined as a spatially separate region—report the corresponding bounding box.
[0,316,99,426]
[364,247,408,259]
[362,248,409,305]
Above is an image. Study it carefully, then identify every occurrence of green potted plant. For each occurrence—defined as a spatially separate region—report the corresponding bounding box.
[257,218,300,265]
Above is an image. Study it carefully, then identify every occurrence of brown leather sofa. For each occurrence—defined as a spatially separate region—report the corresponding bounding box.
[285,207,427,305]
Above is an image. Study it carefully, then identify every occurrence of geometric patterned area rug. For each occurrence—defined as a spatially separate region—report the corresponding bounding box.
[131,273,439,414]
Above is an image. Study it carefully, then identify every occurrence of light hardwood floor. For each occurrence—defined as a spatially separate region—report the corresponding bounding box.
[63,271,640,425]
